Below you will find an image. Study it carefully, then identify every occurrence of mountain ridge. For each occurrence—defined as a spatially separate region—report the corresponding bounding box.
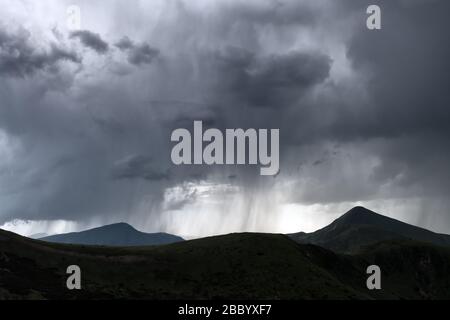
[2,225,450,299]
[40,222,184,246]
[289,206,450,253]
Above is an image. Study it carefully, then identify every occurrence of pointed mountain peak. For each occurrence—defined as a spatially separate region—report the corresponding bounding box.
[344,206,376,216]
[347,206,375,214]
[337,206,379,224]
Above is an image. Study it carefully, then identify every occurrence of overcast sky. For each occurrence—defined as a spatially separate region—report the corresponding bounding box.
[0,0,449,238]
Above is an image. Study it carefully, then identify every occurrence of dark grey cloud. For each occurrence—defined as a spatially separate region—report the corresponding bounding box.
[335,0,450,193]
[111,154,170,181]
[1,0,450,235]
[70,30,109,54]
[279,0,450,226]
[115,36,159,65]
[0,28,80,77]
[115,36,134,50]
[128,44,159,65]
[338,0,450,141]
[212,47,331,108]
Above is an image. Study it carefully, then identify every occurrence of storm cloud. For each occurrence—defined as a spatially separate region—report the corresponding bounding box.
[70,30,109,54]
[116,37,159,66]
[0,28,80,77]
[111,154,170,181]
[0,0,449,237]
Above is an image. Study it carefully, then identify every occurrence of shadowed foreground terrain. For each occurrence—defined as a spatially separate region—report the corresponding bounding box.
[1,221,450,299]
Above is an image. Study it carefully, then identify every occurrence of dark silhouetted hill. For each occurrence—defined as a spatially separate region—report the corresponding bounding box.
[1,226,450,299]
[289,206,450,253]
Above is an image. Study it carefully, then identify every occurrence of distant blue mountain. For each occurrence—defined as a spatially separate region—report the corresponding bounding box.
[29,233,49,239]
[40,223,184,246]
